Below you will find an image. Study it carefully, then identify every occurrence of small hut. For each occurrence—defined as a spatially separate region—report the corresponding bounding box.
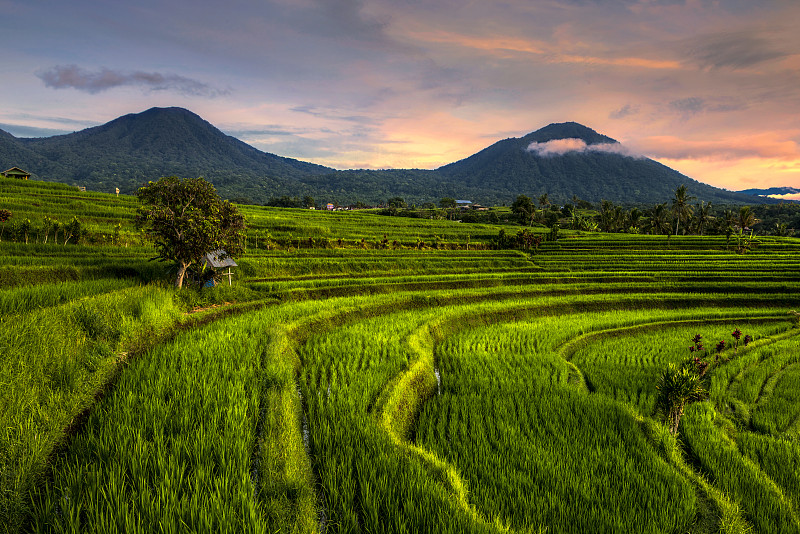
[2,167,31,180]
[203,249,238,286]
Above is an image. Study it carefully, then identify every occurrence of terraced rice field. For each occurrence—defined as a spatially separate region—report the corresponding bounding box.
[1,181,799,534]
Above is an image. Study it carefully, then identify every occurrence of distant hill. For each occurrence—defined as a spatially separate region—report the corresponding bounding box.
[0,108,768,206]
[739,187,800,199]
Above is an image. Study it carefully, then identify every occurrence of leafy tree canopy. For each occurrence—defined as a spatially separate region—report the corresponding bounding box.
[135,176,246,288]
[387,197,407,209]
[439,197,457,209]
[511,195,535,226]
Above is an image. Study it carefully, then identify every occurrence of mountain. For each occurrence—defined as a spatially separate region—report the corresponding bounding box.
[738,187,800,199]
[6,107,332,200]
[0,129,70,178]
[438,122,759,205]
[0,110,769,206]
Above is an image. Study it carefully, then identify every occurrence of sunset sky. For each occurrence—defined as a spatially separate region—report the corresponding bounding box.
[2,0,800,198]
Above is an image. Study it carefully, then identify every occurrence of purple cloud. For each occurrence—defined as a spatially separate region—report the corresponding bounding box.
[37,65,229,97]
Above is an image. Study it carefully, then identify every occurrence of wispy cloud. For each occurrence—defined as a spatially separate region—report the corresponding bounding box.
[290,105,380,125]
[526,138,639,157]
[549,53,681,70]
[37,65,229,97]
[667,96,750,118]
[609,104,638,119]
[403,28,680,70]
[683,31,790,70]
[669,97,705,116]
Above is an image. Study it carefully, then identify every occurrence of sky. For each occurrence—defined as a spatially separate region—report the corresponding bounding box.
[2,0,800,198]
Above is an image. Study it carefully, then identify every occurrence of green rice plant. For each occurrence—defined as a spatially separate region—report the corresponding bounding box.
[721,335,800,408]
[737,432,800,513]
[749,362,800,436]
[681,403,800,533]
[299,297,751,533]
[0,287,182,532]
[568,321,791,416]
[413,308,707,532]
[25,309,280,533]
[0,279,136,315]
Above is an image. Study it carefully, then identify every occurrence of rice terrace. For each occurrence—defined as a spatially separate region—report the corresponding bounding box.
[2,175,800,534]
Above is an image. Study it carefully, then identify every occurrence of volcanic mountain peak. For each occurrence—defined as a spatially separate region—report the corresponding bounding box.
[521,121,618,145]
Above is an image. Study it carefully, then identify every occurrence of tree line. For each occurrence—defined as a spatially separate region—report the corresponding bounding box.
[509,185,798,238]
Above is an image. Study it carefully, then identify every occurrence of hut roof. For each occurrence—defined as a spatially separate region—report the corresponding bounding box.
[204,249,237,268]
[2,167,30,178]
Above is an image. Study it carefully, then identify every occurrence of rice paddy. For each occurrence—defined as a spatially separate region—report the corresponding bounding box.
[1,178,799,533]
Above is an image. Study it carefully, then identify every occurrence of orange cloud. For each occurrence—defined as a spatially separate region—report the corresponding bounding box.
[635,133,800,161]
[551,54,682,70]
[404,29,548,55]
[401,27,679,69]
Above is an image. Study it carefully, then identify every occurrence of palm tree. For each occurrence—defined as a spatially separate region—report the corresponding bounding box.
[693,201,712,236]
[738,206,756,230]
[537,193,550,223]
[538,193,550,210]
[627,207,642,232]
[671,185,695,235]
[600,200,618,232]
[646,203,671,235]
[655,363,708,435]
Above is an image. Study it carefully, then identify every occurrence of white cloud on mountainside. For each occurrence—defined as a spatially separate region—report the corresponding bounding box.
[526,138,639,158]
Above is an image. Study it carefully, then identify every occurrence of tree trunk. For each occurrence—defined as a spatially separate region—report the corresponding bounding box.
[176,262,189,288]
[669,403,685,435]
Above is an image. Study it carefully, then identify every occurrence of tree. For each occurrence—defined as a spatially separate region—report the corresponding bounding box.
[737,206,756,230]
[51,220,62,246]
[655,363,707,435]
[627,207,642,233]
[538,193,549,209]
[387,197,407,209]
[511,195,536,226]
[302,195,315,209]
[19,218,32,244]
[599,200,622,232]
[693,201,712,236]
[135,176,246,288]
[439,197,457,220]
[646,203,671,235]
[439,197,457,209]
[42,216,54,244]
[63,216,86,245]
[775,222,792,237]
[671,185,695,235]
[0,209,11,241]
